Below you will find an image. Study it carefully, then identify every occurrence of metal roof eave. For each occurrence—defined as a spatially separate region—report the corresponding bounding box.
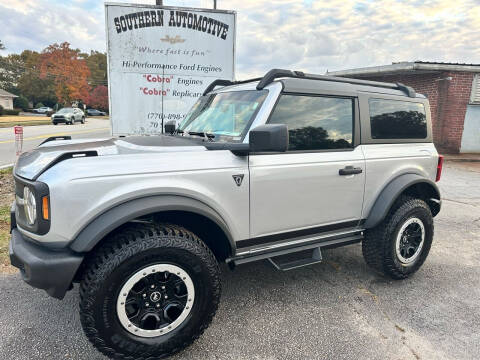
[327,62,480,77]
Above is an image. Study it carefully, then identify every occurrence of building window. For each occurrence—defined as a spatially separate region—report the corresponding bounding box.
[369,98,427,139]
[268,94,354,151]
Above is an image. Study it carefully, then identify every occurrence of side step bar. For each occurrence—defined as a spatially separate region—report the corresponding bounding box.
[227,232,363,268]
[269,247,323,271]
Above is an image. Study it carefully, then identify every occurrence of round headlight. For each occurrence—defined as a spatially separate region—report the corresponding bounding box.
[23,187,37,225]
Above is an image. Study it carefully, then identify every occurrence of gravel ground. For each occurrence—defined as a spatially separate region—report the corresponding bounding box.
[0,161,479,360]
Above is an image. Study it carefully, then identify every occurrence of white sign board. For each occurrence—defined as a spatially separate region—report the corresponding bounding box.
[105,3,236,135]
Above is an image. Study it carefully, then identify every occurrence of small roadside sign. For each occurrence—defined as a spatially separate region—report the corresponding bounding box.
[14,125,23,157]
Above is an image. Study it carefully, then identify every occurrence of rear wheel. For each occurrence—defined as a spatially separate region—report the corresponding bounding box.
[81,116,85,124]
[70,117,75,125]
[79,223,221,359]
[362,196,433,279]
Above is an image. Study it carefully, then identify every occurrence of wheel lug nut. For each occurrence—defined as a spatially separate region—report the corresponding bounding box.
[145,302,149,307]
[164,295,168,299]
[151,285,155,289]
[143,293,147,298]
[161,286,165,290]
[156,304,160,308]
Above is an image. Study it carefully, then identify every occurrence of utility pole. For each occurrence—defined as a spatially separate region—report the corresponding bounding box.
[156,0,163,5]
[213,0,217,9]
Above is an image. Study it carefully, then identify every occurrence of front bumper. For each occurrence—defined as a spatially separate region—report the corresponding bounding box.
[9,227,84,299]
[52,116,68,123]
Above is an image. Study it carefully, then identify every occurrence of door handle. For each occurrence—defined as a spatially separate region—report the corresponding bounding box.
[339,166,363,176]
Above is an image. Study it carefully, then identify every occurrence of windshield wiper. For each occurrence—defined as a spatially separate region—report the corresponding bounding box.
[187,131,216,141]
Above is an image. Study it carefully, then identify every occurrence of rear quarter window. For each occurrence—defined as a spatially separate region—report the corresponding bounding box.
[369,99,427,139]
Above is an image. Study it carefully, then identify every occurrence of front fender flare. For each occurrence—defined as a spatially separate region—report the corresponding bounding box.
[69,195,234,253]
[364,174,440,229]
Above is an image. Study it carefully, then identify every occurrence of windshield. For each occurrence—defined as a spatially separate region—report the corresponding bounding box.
[178,90,268,142]
[58,108,73,113]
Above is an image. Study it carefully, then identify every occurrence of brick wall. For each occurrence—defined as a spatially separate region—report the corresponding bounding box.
[351,71,475,153]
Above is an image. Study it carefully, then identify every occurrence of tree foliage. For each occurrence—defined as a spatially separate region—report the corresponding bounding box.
[0,40,5,50]
[39,42,91,104]
[17,50,57,106]
[0,53,24,93]
[87,85,109,111]
[81,51,107,87]
[0,42,108,110]
[14,95,29,110]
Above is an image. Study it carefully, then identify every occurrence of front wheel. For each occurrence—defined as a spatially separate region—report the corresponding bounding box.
[79,223,221,359]
[70,117,75,125]
[81,116,85,124]
[362,196,433,279]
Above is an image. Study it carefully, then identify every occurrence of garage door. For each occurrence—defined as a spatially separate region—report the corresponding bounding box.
[460,105,480,153]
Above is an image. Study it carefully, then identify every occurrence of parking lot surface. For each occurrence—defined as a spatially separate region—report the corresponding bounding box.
[0,161,479,360]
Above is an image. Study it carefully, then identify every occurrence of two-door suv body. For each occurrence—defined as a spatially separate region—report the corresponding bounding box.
[9,69,442,359]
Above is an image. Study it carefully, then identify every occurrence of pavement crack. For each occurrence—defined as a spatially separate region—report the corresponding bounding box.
[442,198,479,207]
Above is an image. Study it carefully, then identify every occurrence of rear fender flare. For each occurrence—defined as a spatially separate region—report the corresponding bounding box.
[364,174,440,229]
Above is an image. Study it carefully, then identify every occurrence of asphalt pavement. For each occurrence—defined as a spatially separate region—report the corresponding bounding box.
[0,118,111,167]
[0,162,479,360]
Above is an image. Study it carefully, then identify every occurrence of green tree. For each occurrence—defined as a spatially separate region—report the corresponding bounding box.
[0,53,24,93]
[81,51,108,87]
[0,40,5,50]
[14,95,29,110]
[16,50,57,106]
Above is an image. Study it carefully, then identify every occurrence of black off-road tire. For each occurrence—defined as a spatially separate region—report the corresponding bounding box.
[362,196,434,279]
[79,223,221,359]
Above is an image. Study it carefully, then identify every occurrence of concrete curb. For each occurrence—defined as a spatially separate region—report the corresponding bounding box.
[0,163,13,170]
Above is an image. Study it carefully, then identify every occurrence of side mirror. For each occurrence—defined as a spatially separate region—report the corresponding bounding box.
[249,124,289,153]
[164,120,176,134]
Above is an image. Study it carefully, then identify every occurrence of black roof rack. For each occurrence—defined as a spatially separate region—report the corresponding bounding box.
[256,69,416,97]
[203,69,417,98]
[203,77,263,95]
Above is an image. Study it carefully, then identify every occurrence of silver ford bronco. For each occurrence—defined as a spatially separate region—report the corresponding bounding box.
[9,69,442,359]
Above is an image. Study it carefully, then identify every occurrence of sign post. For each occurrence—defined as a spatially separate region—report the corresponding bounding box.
[14,125,23,158]
[105,3,236,136]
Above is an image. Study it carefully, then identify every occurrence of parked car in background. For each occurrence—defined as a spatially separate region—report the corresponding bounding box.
[33,107,53,115]
[51,107,85,125]
[86,109,107,116]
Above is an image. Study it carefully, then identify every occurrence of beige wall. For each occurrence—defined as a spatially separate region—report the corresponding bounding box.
[0,96,13,110]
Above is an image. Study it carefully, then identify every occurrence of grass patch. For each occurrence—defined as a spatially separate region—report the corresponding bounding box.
[0,167,13,175]
[0,206,10,267]
[0,115,49,122]
[0,167,15,273]
[0,120,51,128]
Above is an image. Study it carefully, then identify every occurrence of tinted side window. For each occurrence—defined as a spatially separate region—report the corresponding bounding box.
[268,95,354,151]
[369,99,427,139]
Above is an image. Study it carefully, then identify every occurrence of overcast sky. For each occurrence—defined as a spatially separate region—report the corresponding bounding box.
[1,0,479,78]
